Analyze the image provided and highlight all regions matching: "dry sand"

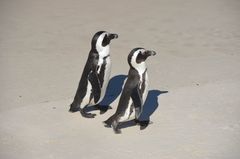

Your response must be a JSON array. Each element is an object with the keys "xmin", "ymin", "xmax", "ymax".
[{"xmin": 1, "ymin": 0, "xmax": 240, "ymax": 158}]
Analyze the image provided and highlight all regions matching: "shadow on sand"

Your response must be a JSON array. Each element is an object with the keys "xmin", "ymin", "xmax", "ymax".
[
  {"xmin": 99, "ymin": 74, "xmax": 127, "ymax": 107},
  {"xmin": 85, "ymin": 75, "xmax": 127, "ymax": 113},
  {"xmin": 85, "ymin": 74, "xmax": 168, "ymax": 130},
  {"xmin": 119, "ymin": 90, "xmax": 168, "ymax": 129}
]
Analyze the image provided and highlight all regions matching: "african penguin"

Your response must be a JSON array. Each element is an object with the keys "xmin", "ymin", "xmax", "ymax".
[
  {"xmin": 69, "ymin": 31, "xmax": 118, "ymax": 118},
  {"xmin": 104, "ymin": 48, "xmax": 156, "ymax": 133}
]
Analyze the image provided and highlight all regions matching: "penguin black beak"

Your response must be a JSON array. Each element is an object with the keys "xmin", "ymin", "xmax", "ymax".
[
  {"xmin": 145, "ymin": 50, "xmax": 156, "ymax": 57},
  {"xmin": 109, "ymin": 33, "xmax": 118, "ymax": 40}
]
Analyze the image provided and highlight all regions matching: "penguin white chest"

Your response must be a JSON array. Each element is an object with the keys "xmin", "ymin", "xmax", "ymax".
[
  {"xmin": 141, "ymin": 72, "xmax": 149, "ymax": 104},
  {"xmin": 96, "ymin": 55, "xmax": 111, "ymax": 103}
]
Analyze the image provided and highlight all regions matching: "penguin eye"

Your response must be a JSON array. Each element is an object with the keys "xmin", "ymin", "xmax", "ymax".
[
  {"xmin": 102, "ymin": 34, "xmax": 109, "ymax": 47},
  {"xmin": 139, "ymin": 50, "xmax": 145, "ymax": 55}
]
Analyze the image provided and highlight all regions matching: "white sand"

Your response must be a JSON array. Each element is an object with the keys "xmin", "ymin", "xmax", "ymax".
[{"xmin": 0, "ymin": 0, "xmax": 240, "ymax": 158}]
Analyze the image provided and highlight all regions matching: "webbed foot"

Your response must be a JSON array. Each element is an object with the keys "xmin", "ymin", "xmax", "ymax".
[
  {"xmin": 112, "ymin": 120, "xmax": 121, "ymax": 134},
  {"xmin": 69, "ymin": 104, "xmax": 80, "ymax": 112},
  {"xmin": 80, "ymin": 110, "xmax": 96, "ymax": 118},
  {"xmin": 135, "ymin": 119, "xmax": 152, "ymax": 130},
  {"xmin": 95, "ymin": 105, "xmax": 112, "ymax": 114}
]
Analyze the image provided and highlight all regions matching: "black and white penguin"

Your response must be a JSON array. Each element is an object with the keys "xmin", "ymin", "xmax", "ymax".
[
  {"xmin": 69, "ymin": 31, "xmax": 118, "ymax": 118},
  {"xmin": 104, "ymin": 48, "xmax": 156, "ymax": 133}
]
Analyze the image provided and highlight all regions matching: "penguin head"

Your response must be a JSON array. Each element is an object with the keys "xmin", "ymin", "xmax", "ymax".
[
  {"xmin": 128, "ymin": 47, "xmax": 156, "ymax": 72},
  {"xmin": 91, "ymin": 31, "xmax": 118, "ymax": 53}
]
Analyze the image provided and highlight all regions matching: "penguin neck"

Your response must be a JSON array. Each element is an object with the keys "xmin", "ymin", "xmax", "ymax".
[
  {"xmin": 132, "ymin": 62, "xmax": 147, "ymax": 76},
  {"xmin": 96, "ymin": 45, "xmax": 110, "ymax": 58}
]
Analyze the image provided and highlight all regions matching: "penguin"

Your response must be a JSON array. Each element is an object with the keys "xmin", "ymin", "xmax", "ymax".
[
  {"xmin": 104, "ymin": 48, "xmax": 156, "ymax": 133},
  {"xmin": 69, "ymin": 31, "xmax": 118, "ymax": 118}
]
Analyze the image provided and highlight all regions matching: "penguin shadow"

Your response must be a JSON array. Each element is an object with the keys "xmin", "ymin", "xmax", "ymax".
[
  {"xmin": 85, "ymin": 74, "xmax": 127, "ymax": 113},
  {"xmin": 119, "ymin": 90, "xmax": 168, "ymax": 129}
]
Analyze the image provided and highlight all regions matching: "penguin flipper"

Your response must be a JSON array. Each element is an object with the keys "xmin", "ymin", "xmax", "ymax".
[
  {"xmin": 88, "ymin": 52, "xmax": 102, "ymax": 103},
  {"xmin": 89, "ymin": 71, "xmax": 101, "ymax": 103},
  {"xmin": 131, "ymin": 86, "xmax": 143, "ymax": 119}
]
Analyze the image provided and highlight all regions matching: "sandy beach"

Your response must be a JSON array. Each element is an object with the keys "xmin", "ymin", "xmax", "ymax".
[{"xmin": 1, "ymin": 0, "xmax": 240, "ymax": 158}]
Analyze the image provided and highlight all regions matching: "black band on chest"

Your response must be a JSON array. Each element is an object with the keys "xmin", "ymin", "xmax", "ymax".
[{"xmin": 103, "ymin": 55, "xmax": 110, "ymax": 60}]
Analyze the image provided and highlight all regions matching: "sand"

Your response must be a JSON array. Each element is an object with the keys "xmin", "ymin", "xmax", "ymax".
[{"xmin": 0, "ymin": 0, "xmax": 240, "ymax": 158}]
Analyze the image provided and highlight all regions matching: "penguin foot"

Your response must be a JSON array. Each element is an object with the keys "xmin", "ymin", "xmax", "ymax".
[
  {"xmin": 103, "ymin": 117, "xmax": 114, "ymax": 128},
  {"xmin": 135, "ymin": 119, "xmax": 152, "ymax": 130},
  {"xmin": 140, "ymin": 125, "xmax": 148, "ymax": 130},
  {"xmin": 113, "ymin": 128, "xmax": 121, "ymax": 134},
  {"xmin": 69, "ymin": 105, "xmax": 80, "ymax": 112},
  {"xmin": 95, "ymin": 105, "xmax": 112, "ymax": 114},
  {"xmin": 80, "ymin": 110, "xmax": 96, "ymax": 118},
  {"xmin": 103, "ymin": 121, "xmax": 112, "ymax": 128},
  {"xmin": 112, "ymin": 120, "xmax": 121, "ymax": 134}
]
